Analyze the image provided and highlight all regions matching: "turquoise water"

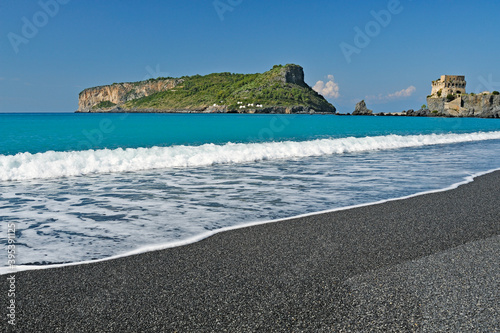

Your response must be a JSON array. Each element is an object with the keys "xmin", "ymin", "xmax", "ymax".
[
  {"xmin": 2, "ymin": 113, "xmax": 500, "ymax": 155},
  {"xmin": 1, "ymin": 113, "xmax": 500, "ymax": 269}
]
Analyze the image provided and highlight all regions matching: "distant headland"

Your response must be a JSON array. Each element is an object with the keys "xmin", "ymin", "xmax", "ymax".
[
  {"xmin": 352, "ymin": 75, "xmax": 500, "ymax": 118},
  {"xmin": 76, "ymin": 64, "xmax": 336, "ymax": 114},
  {"xmin": 425, "ymin": 75, "xmax": 500, "ymax": 118},
  {"xmin": 77, "ymin": 67, "xmax": 500, "ymax": 118}
]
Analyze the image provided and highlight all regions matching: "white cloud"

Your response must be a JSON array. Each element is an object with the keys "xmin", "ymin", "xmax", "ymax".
[
  {"xmin": 387, "ymin": 86, "xmax": 416, "ymax": 99},
  {"xmin": 366, "ymin": 85, "xmax": 416, "ymax": 103},
  {"xmin": 313, "ymin": 75, "xmax": 340, "ymax": 99}
]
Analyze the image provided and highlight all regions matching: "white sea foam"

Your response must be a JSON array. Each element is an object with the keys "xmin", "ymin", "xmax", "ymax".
[
  {"xmin": 2, "ymin": 131, "xmax": 500, "ymax": 181},
  {"xmin": 2, "ymin": 166, "xmax": 500, "ymax": 276},
  {"xmin": 1, "ymin": 136, "xmax": 500, "ymax": 274}
]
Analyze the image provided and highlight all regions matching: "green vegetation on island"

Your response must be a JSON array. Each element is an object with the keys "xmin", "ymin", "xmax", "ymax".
[
  {"xmin": 92, "ymin": 101, "xmax": 117, "ymax": 110},
  {"xmin": 78, "ymin": 64, "xmax": 336, "ymax": 113}
]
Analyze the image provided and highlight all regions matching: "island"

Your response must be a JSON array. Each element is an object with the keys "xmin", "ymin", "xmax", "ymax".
[{"xmin": 76, "ymin": 64, "xmax": 336, "ymax": 114}]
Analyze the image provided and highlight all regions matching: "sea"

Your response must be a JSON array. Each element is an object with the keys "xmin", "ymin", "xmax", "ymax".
[{"xmin": 1, "ymin": 113, "xmax": 500, "ymax": 273}]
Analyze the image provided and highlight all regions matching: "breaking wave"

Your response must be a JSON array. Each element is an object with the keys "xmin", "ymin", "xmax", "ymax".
[{"xmin": 2, "ymin": 131, "xmax": 500, "ymax": 181}]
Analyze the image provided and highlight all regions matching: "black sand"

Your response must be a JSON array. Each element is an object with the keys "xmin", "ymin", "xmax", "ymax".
[{"xmin": 2, "ymin": 171, "xmax": 500, "ymax": 332}]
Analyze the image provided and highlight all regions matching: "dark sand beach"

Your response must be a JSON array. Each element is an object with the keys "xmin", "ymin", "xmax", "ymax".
[{"xmin": 2, "ymin": 171, "xmax": 500, "ymax": 332}]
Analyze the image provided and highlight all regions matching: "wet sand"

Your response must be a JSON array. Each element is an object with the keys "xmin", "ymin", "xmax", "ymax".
[{"xmin": 2, "ymin": 171, "xmax": 500, "ymax": 332}]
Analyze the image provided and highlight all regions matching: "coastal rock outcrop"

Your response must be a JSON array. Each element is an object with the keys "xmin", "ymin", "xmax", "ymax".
[
  {"xmin": 427, "ymin": 94, "xmax": 500, "ymax": 118},
  {"xmin": 352, "ymin": 100, "xmax": 373, "ymax": 115},
  {"xmin": 426, "ymin": 75, "xmax": 500, "ymax": 118},
  {"xmin": 405, "ymin": 108, "xmax": 432, "ymax": 117},
  {"xmin": 278, "ymin": 64, "xmax": 306, "ymax": 87}
]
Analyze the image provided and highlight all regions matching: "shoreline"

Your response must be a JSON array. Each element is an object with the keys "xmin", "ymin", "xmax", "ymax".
[
  {"xmin": 75, "ymin": 109, "xmax": 500, "ymax": 118},
  {"xmin": 2, "ymin": 167, "xmax": 499, "ymax": 276},
  {"xmin": 2, "ymin": 169, "xmax": 500, "ymax": 331}
]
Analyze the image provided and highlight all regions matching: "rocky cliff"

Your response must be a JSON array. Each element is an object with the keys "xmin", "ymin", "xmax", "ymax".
[
  {"xmin": 76, "ymin": 64, "xmax": 336, "ymax": 114},
  {"xmin": 78, "ymin": 79, "xmax": 184, "ymax": 112},
  {"xmin": 427, "ymin": 94, "xmax": 500, "ymax": 118},
  {"xmin": 278, "ymin": 64, "xmax": 306, "ymax": 87},
  {"xmin": 352, "ymin": 100, "xmax": 373, "ymax": 115}
]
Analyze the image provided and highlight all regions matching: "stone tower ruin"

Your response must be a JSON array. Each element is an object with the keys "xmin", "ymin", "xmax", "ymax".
[{"xmin": 430, "ymin": 75, "xmax": 466, "ymax": 97}]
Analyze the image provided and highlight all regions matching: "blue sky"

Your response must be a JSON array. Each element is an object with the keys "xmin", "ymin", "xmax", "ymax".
[{"xmin": 1, "ymin": 0, "xmax": 500, "ymax": 113}]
